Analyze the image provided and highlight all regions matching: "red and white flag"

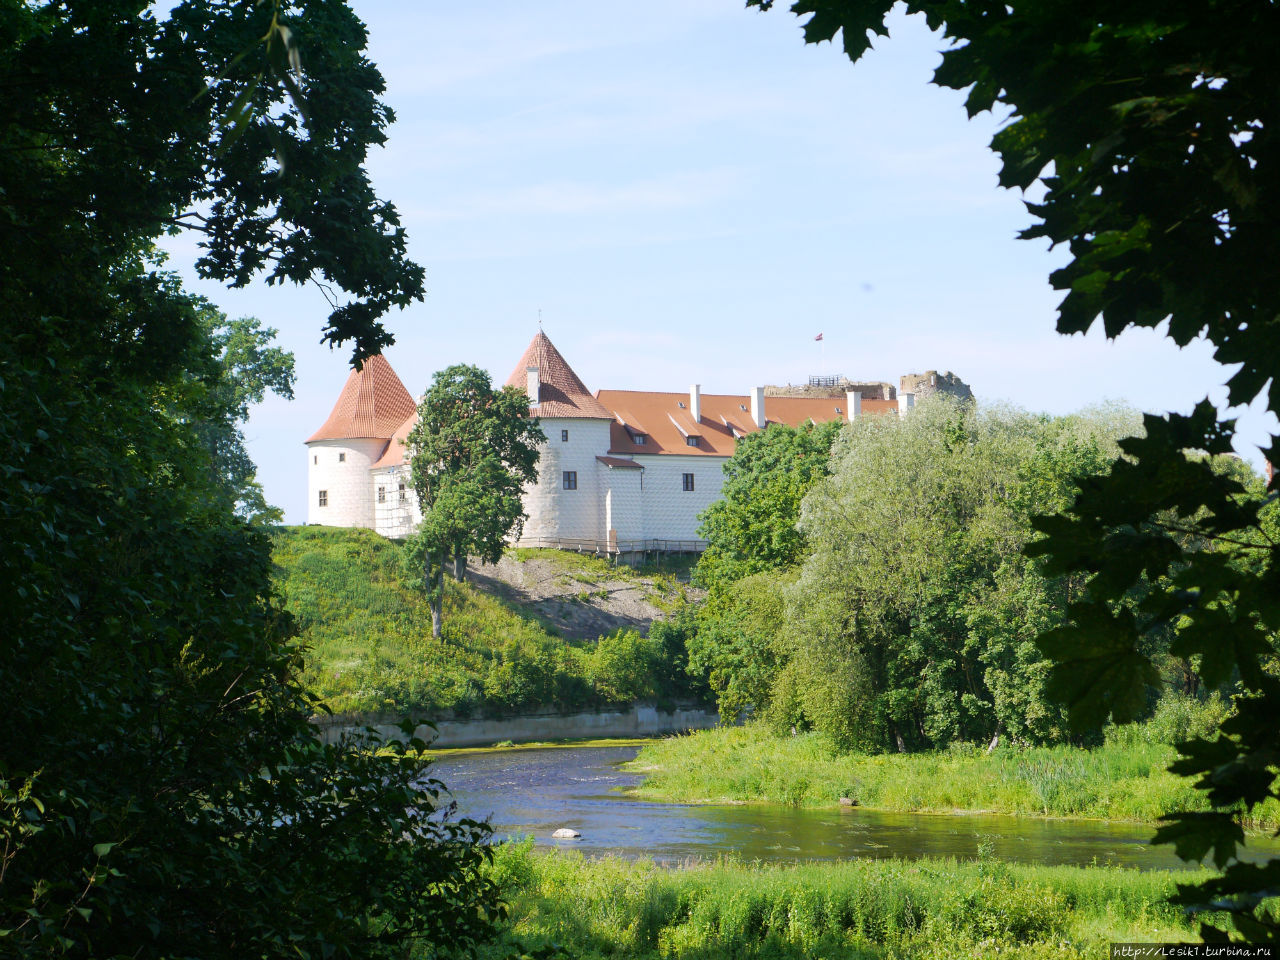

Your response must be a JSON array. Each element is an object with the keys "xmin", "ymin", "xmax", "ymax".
[{"xmin": 814, "ymin": 333, "xmax": 824, "ymax": 341}]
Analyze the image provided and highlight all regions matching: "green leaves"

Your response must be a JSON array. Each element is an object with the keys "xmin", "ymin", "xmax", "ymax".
[{"xmin": 1036, "ymin": 603, "xmax": 1159, "ymax": 728}]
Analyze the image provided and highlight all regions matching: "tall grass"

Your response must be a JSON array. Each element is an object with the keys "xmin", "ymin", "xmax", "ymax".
[
  {"xmin": 628, "ymin": 725, "xmax": 1280, "ymax": 830},
  {"xmin": 470, "ymin": 842, "xmax": 1205, "ymax": 959}
]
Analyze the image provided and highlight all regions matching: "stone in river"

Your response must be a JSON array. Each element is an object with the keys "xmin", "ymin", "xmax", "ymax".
[
  {"xmin": 839, "ymin": 797, "xmax": 857, "ymax": 807},
  {"xmin": 551, "ymin": 828, "xmax": 581, "ymax": 839}
]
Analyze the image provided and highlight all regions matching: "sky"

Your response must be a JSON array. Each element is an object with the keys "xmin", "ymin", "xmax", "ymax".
[{"xmin": 163, "ymin": 0, "xmax": 1277, "ymax": 524}]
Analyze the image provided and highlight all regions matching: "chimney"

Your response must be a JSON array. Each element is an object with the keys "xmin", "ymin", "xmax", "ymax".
[
  {"xmin": 845, "ymin": 390, "xmax": 862, "ymax": 422},
  {"xmin": 690, "ymin": 384, "xmax": 701, "ymax": 423},
  {"xmin": 526, "ymin": 366, "xmax": 540, "ymax": 406},
  {"xmin": 898, "ymin": 392, "xmax": 915, "ymax": 416},
  {"xmin": 750, "ymin": 386, "xmax": 766, "ymax": 429}
]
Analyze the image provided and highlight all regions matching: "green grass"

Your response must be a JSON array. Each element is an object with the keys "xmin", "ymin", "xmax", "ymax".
[
  {"xmin": 271, "ymin": 527, "xmax": 600, "ymax": 717},
  {"xmin": 512, "ymin": 547, "xmax": 697, "ymax": 609},
  {"xmin": 470, "ymin": 842, "xmax": 1207, "ymax": 959},
  {"xmin": 626, "ymin": 725, "xmax": 1280, "ymax": 830}
]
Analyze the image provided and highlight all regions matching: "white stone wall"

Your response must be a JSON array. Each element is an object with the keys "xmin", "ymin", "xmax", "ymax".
[
  {"xmin": 372, "ymin": 464, "xmax": 421, "ymax": 539},
  {"xmin": 599, "ymin": 464, "xmax": 645, "ymax": 542},
  {"xmin": 521, "ymin": 418, "xmax": 612, "ymax": 541},
  {"xmin": 632, "ymin": 453, "xmax": 727, "ymax": 542},
  {"xmin": 307, "ymin": 438, "xmax": 388, "ymax": 528}
]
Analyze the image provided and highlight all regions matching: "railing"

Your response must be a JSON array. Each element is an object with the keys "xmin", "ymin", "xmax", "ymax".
[
  {"xmin": 515, "ymin": 536, "xmax": 707, "ymax": 556},
  {"xmin": 808, "ymin": 375, "xmax": 842, "ymax": 387}
]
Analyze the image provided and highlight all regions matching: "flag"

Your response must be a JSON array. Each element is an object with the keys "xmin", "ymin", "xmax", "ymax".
[{"xmin": 814, "ymin": 333, "xmax": 824, "ymax": 341}]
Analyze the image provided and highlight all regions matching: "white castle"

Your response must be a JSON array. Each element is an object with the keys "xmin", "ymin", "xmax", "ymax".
[{"xmin": 305, "ymin": 332, "xmax": 911, "ymax": 552}]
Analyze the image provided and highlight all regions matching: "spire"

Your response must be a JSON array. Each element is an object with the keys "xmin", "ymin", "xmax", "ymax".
[
  {"xmin": 306, "ymin": 355, "xmax": 417, "ymax": 442},
  {"xmin": 504, "ymin": 331, "xmax": 612, "ymax": 419}
]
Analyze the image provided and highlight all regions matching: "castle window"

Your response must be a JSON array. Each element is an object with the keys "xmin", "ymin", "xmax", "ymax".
[
  {"xmin": 562, "ymin": 471, "xmax": 577, "ymax": 491},
  {"xmin": 398, "ymin": 483, "xmax": 406, "ymax": 501},
  {"xmin": 313, "ymin": 455, "xmax": 317, "ymax": 465},
  {"xmin": 338, "ymin": 452, "xmax": 345, "ymax": 462},
  {"xmin": 377, "ymin": 486, "xmax": 386, "ymax": 503},
  {"xmin": 561, "ymin": 429, "xmax": 569, "ymax": 442},
  {"xmin": 682, "ymin": 473, "xmax": 694, "ymax": 492},
  {"xmin": 318, "ymin": 490, "xmax": 328, "ymax": 507},
  {"xmin": 685, "ymin": 436, "xmax": 699, "ymax": 447}
]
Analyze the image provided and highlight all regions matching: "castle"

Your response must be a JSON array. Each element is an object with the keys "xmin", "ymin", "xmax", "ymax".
[{"xmin": 306, "ymin": 332, "xmax": 963, "ymax": 553}]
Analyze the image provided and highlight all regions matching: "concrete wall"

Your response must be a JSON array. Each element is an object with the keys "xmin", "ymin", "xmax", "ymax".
[
  {"xmin": 307, "ymin": 438, "xmax": 389, "ymax": 528},
  {"xmin": 632, "ymin": 453, "xmax": 727, "ymax": 540},
  {"xmin": 316, "ymin": 703, "xmax": 721, "ymax": 749}
]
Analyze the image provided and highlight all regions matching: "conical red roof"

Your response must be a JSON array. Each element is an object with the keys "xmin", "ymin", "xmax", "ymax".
[
  {"xmin": 307, "ymin": 355, "xmax": 417, "ymax": 442},
  {"xmin": 504, "ymin": 331, "xmax": 612, "ymax": 419}
]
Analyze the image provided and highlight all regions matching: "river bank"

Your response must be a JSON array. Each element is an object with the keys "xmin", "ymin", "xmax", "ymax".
[
  {"xmin": 624, "ymin": 725, "xmax": 1280, "ymax": 831},
  {"xmin": 468, "ymin": 841, "xmax": 1206, "ymax": 960}
]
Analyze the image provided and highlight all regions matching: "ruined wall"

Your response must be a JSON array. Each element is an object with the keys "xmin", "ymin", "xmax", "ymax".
[{"xmin": 900, "ymin": 370, "xmax": 973, "ymax": 402}]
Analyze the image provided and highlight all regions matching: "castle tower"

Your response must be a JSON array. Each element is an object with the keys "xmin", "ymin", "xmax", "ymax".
[
  {"xmin": 505, "ymin": 331, "xmax": 615, "ymax": 543},
  {"xmin": 305, "ymin": 355, "xmax": 417, "ymax": 528}
]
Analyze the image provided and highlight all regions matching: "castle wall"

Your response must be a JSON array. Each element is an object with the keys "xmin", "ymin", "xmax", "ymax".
[
  {"xmin": 307, "ymin": 438, "xmax": 388, "ymax": 528},
  {"xmin": 372, "ymin": 464, "xmax": 420, "ymax": 539},
  {"xmin": 599, "ymin": 464, "xmax": 645, "ymax": 543},
  {"xmin": 632, "ymin": 453, "xmax": 726, "ymax": 542},
  {"xmin": 521, "ymin": 418, "xmax": 613, "ymax": 542}
]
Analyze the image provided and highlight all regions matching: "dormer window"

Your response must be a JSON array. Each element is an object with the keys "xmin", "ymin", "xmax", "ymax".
[
  {"xmin": 835, "ymin": 407, "xmax": 842, "ymax": 414},
  {"xmin": 677, "ymin": 401, "xmax": 686, "ymax": 409},
  {"xmin": 633, "ymin": 434, "xmax": 647, "ymax": 446},
  {"xmin": 685, "ymin": 436, "xmax": 699, "ymax": 447}
]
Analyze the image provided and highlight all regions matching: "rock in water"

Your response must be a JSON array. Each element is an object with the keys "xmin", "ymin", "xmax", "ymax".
[
  {"xmin": 838, "ymin": 797, "xmax": 857, "ymax": 807},
  {"xmin": 551, "ymin": 828, "xmax": 581, "ymax": 839}
]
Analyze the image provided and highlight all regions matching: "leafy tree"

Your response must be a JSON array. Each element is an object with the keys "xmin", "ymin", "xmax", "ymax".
[
  {"xmin": 1, "ymin": 2, "xmax": 501, "ymax": 957},
  {"xmin": 757, "ymin": 0, "xmax": 1280, "ymax": 939},
  {"xmin": 180, "ymin": 303, "xmax": 297, "ymax": 524},
  {"xmin": 406, "ymin": 365, "xmax": 544, "ymax": 638},
  {"xmin": 740, "ymin": 400, "xmax": 1131, "ymax": 751},
  {"xmin": 695, "ymin": 420, "xmax": 842, "ymax": 591}
]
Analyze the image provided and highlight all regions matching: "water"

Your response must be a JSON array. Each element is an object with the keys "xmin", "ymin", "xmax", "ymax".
[{"xmin": 428, "ymin": 744, "xmax": 1280, "ymax": 871}]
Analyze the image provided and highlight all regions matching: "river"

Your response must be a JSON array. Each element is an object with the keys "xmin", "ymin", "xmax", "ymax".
[{"xmin": 428, "ymin": 743, "xmax": 1280, "ymax": 871}]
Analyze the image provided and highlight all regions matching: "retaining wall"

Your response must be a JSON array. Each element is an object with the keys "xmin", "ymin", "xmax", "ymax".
[{"xmin": 315, "ymin": 702, "xmax": 720, "ymax": 749}]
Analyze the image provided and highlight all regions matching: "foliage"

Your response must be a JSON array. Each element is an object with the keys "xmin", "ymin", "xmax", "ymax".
[
  {"xmin": 685, "ymin": 569, "xmax": 797, "ymax": 723},
  {"xmin": 0, "ymin": 2, "xmax": 496, "ymax": 957},
  {"xmin": 758, "ymin": 0, "xmax": 1280, "ymax": 938},
  {"xmin": 272, "ymin": 527, "xmax": 700, "ymax": 717},
  {"xmin": 688, "ymin": 401, "xmax": 1138, "ymax": 749},
  {"xmin": 694, "ymin": 420, "xmax": 842, "ymax": 591},
  {"xmin": 183, "ymin": 305, "xmax": 296, "ymax": 524},
  {"xmin": 406, "ymin": 365, "xmax": 545, "ymax": 637},
  {"xmin": 478, "ymin": 841, "xmax": 1206, "ymax": 959}
]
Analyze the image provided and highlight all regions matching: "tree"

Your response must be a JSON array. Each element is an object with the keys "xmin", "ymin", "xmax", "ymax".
[
  {"xmin": 1, "ymin": 3, "xmax": 502, "ymax": 956},
  {"xmin": 406, "ymin": 365, "xmax": 544, "ymax": 638},
  {"xmin": 781, "ymin": 400, "xmax": 1128, "ymax": 751},
  {"xmin": 757, "ymin": 0, "xmax": 1280, "ymax": 939},
  {"xmin": 181, "ymin": 302, "xmax": 297, "ymax": 524},
  {"xmin": 695, "ymin": 420, "xmax": 843, "ymax": 592}
]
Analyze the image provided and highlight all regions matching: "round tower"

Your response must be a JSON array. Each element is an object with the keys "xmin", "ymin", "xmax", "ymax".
[{"xmin": 305, "ymin": 355, "xmax": 417, "ymax": 529}]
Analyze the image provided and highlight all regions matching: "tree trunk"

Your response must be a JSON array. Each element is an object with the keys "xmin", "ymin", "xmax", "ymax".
[
  {"xmin": 429, "ymin": 550, "xmax": 444, "ymax": 639},
  {"xmin": 452, "ymin": 550, "xmax": 467, "ymax": 582}
]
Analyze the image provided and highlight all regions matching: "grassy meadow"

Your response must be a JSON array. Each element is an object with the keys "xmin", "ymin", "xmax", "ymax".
[
  {"xmin": 469, "ymin": 842, "xmax": 1206, "ymax": 960},
  {"xmin": 626, "ymin": 725, "xmax": 1280, "ymax": 831}
]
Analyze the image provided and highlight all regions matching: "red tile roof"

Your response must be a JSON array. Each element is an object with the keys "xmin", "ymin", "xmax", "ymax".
[
  {"xmin": 372, "ymin": 411, "xmax": 417, "ymax": 469},
  {"xmin": 504, "ymin": 332, "xmax": 613, "ymax": 419},
  {"xmin": 307, "ymin": 355, "xmax": 418, "ymax": 443},
  {"xmin": 595, "ymin": 390, "xmax": 896, "ymax": 458}
]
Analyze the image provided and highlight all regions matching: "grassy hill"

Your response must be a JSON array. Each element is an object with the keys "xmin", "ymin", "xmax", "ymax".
[{"xmin": 270, "ymin": 526, "xmax": 698, "ymax": 718}]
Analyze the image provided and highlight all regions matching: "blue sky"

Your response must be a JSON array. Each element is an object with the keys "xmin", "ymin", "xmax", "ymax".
[{"xmin": 164, "ymin": 1, "xmax": 1275, "ymax": 524}]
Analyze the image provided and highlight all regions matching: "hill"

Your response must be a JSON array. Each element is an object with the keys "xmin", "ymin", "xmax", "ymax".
[{"xmin": 270, "ymin": 526, "xmax": 700, "ymax": 718}]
